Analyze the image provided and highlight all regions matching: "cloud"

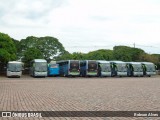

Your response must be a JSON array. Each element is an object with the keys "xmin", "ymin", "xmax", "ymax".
[
  {"xmin": 0, "ymin": 0, "xmax": 160, "ymax": 54},
  {"xmin": 0, "ymin": 0, "xmax": 67, "ymax": 27}
]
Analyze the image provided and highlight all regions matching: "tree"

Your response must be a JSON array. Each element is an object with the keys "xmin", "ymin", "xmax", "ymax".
[
  {"xmin": 55, "ymin": 51, "xmax": 73, "ymax": 61},
  {"xmin": 18, "ymin": 36, "xmax": 67, "ymax": 62},
  {"xmin": 113, "ymin": 46, "xmax": 145, "ymax": 61},
  {"xmin": 152, "ymin": 54, "xmax": 160, "ymax": 69},
  {"xmin": 23, "ymin": 48, "xmax": 44, "ymax": 67},
  {"xmin": 139, "ymin": 53, "xmax": 159, "ymax": 64},
  {"xmin": 86, "ymin": 49, "xmax": 114, "ymax": 60},
  {"xmin": 12, "ymin": 38, "xmax": 21, "ymax": 59},
  {"xmin": 113, "ymin": 46, "xmax": 131, "ymax": 61},
  {"xmin": 0, "ymin": 32, "xmax": 16, "ymax": 64},
  {"xmin": 72, "ymin": 52, "xmax": 86, "ymax": 60}
]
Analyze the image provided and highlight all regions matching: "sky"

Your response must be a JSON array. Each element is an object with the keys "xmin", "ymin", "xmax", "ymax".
[{"xmin": 0, "ymin": 0, "xmax": 160, "ymax": 54}]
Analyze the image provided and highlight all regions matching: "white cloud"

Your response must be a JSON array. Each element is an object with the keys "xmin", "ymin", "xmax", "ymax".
[{"xmin": 0, "ymin": 0, "xmax": 160, "ymax": 53}]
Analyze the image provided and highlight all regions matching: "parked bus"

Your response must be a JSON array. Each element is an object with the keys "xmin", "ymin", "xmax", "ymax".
[
  {"xmin": 97, "ymin": 60, "xmax": 112, "ymax": 77},
  {"xmin": 141, "ymin": 62, "xmax": 156, "ymax": 77},
  {"xmin": 126, "ymin": 62, "xmax": 143, "ymax": 77},
  {"xmin": 57, "ymin": 60, "xmax": 80, "ymax": 77},
  {"xmin": 80, "ymin": 60, "xmax": 98, "ymax": 77},
  {"xmin": 110, "ymin": 61, "xmax": 127, "ymax": 77},
  {"xmin": 48, "ymin": 61, "xmax": 59, "ymax": 76},
  {"xmin": 7, "ymin": 61, "xmax": 23, "ymax": 78},
  {"xmin": 30, "ymin": 59, "xmax": 48, "ymax": 77}
]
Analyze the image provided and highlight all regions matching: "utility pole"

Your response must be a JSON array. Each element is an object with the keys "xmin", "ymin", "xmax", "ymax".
[{"xmin": 133, "ymin": 43, "xmax": 135, "ymax": 48}]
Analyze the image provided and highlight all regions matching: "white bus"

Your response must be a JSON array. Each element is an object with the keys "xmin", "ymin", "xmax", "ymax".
[
  {"xmin": 141, "ymin": 62, "xmax": 156, "ymax": 77},
  {"xmin": 126, "ymin": 62, "xmax": 143, "ymax": 77},
  {"xmin": 110, "ymin": 61, "xmax": 128, "ymax": 77},
  {"xmin": 30, "ymin": 59, "xmax": 48, "ymax": 77},
  {"xmin": 97, "ymin": 60, "xmax": 112, "ymax": 77},
  {"xmin": 7, "ymin": 61, "xmax": 23, "ymax": 78}
]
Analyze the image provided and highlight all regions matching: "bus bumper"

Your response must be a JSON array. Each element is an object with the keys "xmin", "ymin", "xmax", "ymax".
[
  {"xmin": 117, "ymin": 72, "xmax": 127, "ymax": 77},
  {"xmin": 68, "ymin": 72, "xmax": 80, "ymax": 76},
  {"xmin": 146, "ymin": 72, "xmax": 156, "ymax": 76},
  {"xmin": 48, "ymin": 72, "xmax": 59, "ymax": 76},
  {"xmin": 7, "ymin": 71, "xmax": 22, "ymax": 77},
  {"xmin": 133, "ymin": 72, "xmax": 143, "ymax": 76},
  {"xmin": 35, "ymin": 72, "xmax": 47, "ymax": 77},
  {"xmin": 101, "ymin": 72, "xmax": 111, "ymax": 77},
  {"xmin": 87, "ymin": 72, "xmax": 97, "ymax": 76}
]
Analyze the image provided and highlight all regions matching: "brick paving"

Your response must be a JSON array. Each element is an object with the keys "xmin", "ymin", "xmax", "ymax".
[{"xmin": 0, "ymin": 75, "xmax": 160, "ymax": 120}]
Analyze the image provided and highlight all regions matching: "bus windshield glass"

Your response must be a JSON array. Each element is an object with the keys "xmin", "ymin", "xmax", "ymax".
[
  {"xmin": 88, "ymin": 61, "xmax": 97, "ymax": 71},
  {"xmin": 35, "ymin": 62, "xmax": 47, "ymax": 72},
  {"xmin": 50, "ymin": 64, "xmax": 58, "ymax": 68},
  {"xmin": 100, "ymin": 63, "xmax": 111, "ymax": 72},
  {"xmin": 8, "ymin": 63, "xmax": 22, "ymax": 72},
  {"xmin": 146, "ymin": 64, "xmax": 156, "ymax": 72},
  {"xmin": 132, "ymin": 64, "xmax": 143, "ymax": 72},
  {"xmin": 117, "ymin": 63, "xmax": 127, "ymax": 72},
  {"xmin": 70, "ymin": 61, "xmax": 79, "ymax": 71}
]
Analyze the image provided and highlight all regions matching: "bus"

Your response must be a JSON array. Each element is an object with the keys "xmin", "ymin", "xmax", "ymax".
[
  {"xmin": 110, "ymin": 61, "xmax": 127, "ymax": 77},
  {"xmin": 141, "ymin": 62, "xmax": 156, "ymax": 77},
  {"xmin": 126, "ymin": 62, "xmax": 143, "ymax": 77},
  {"xmin": 30, "ymin": 59, "xmax": 48, "ymax": 77},
  {"xmin": 57, "ymin": 60, "xmax": 80, "ymax": 77},
  {"xmin": 48, "ymin": 61, "xmax": 59, "ymax": 76},
  {"xmin": 97, "ymin": 60, "xmax": 112, "ymax": 77},
  {"xmin": 80, "ymin": 60, "xmax": 98, "ymax": 77},
  {"xmin": 7, "ymin": 61, "xmax": 23, "ymax": 78}
]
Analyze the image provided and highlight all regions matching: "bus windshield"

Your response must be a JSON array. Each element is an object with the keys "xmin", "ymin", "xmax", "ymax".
[
  {"xmin": 100, "ymin": 63, "xmax": 111, "ymax": 72},
  {"xmin": 50, "ymin": 64, "xmax": 58, "ymax": 68},
  {"xmin": 146, "ymin": 64, "xmax": 156, "ymax": 72},
  {"xmin": 70, "ymin": 61, "xmax": 79, "ymax": 70},
  {"xmin": 132, "ymin": 64, "xmax": 143, "ymax": 72},
  {"xmin": 35, "ymin": 62, "xmax": 47, "ymax": 72},
  {"xmin": 8, "ymin": 63, "xmax": 22, "ymax": 72},
  {"xmin": 88, "ymin": 61, "xmax": 97, "ymax": 71},
  {"xmin": 117, "ymin": 63, "xmax": 127, "ymax": 72}
]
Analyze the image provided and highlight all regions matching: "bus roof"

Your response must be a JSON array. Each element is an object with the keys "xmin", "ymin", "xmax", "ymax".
[
  {"xmin": 56, "ymin": 60, "xmax": 79, "ymax": 63},
  {"xmin": 8, "ymin": 61, "xmax": 22, "ymax": 64},
  {"xmin": 109, "ymin": 61, "xmax": 125, "ymax": 63},
  {"xmin": 126, "ymin": 62, "xmax": 142, "ymax": 65},
  {"xmin": 50, "ymin": 61, "xmax": 56, "ymax": 64},
  {"xmin": 80, "ymin": 60, "xmax": 97, "ymax": 62},
  {"xmin": 97, "ymin": 60, "xmax": 110, "ymax": 64},
  {"xmin": 32, "ymin": 59, "xmax": 47, "ymax": 62},
  {"xmin": 141, "ymin": 62, "xmax": 154, "ymax": 65}
]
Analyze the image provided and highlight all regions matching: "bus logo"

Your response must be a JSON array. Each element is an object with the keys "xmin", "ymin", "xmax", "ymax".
[{"xmin": 2, "ymin": 112, "xmax": 11, "ymax": 117}]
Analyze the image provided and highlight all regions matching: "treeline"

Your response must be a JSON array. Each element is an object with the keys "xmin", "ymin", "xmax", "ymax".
[{"xmin": 0, "ymin": 32, "xmax": 160, "ymax": 69}]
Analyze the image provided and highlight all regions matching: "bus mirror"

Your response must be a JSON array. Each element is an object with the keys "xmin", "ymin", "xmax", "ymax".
[{"xmin": 155, "ymin": 65, "xmax": 157, "ymax": 69}]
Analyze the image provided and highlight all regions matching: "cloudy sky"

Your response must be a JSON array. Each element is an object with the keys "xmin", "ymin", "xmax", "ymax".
[{"xmin": 0, "ymin": 0, "xmax": 160, "ymax": 53}]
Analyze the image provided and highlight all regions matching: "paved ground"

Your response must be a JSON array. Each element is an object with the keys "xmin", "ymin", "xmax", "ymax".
[{"xmin": 0, "ymin": 75, "xmax": 160, "ymax": 120}]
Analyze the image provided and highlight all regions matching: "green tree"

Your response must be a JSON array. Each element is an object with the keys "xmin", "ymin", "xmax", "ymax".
[
  {"xmin": 19, "ymin": 36, "xmax": 67, "ymax": 62},
  {"xmin": 139, "ymin": 53, "xmax": 159, "ymax": 64},
  {"xmin": 72, "ymin": 52, "xmax": 86, "ymax": 60},
  {"xmin": 113, "ymin": 46, "xmax": 145, "ymax": 61},
  {"xmin": 152, "ymin": 54, "xmax": 160, "ymax": 69},
  {"xmin": 23, "ymin": 48, "xmax": 43, "ymax": 67},
  {"xmin": 12, "ymin": 38, "xmax": 21, "ymax": 59},
  {"xmin": 55, "ymin": 51, "xmax": 73, "ymax": 61},
  {"xmin": 0, "ymin": 32, "xmax": 16, "ymax": 64},
  {"xmin": 86, "ymin": 49, "xmax": 114, "ymax": 60}
]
